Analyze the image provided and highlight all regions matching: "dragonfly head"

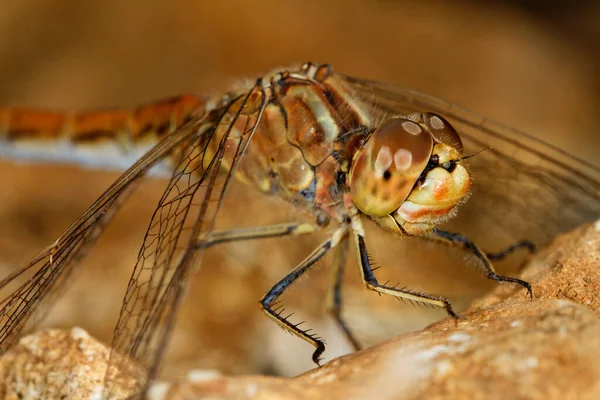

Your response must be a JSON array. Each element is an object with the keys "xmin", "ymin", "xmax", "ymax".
[{"xmin": 348, "ymin": 113, "xmax": 471, "ymax": 235}]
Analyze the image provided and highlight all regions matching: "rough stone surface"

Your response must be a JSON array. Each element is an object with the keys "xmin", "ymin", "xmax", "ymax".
[
  {"xmin": 0, "ymin": 327, "xmax": 137, "ymax": 399},
  {"xmin": 471, "ymin": 220, "xmax": 600, "ymax": 315},
  {"xmin": 2, "ymin": 222, "xmax": 598, "ymax": 399},
  {"xmin": 149, "ymin": 222, "xmax": 600, "ymax": 399}
]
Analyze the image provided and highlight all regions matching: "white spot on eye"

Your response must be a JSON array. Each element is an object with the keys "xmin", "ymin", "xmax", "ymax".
[
  {"xmin": 430, "ymin": 115, "xmax": 445, "ymax": 130},
  {"xmin": 402, "ymin": 121, "xmax": 422, "ymax": 135},
  {"xmin": 374, "ymin": 146, "xmax": 393, "ymax": 178},
  {"xmin": 394, "ymin": 148, "xmax": 412, "ymax": 171}
]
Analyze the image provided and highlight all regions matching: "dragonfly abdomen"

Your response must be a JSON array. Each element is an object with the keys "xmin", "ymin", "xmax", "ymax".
[{"xmin": 0, "ymin": 95, "xmax": 205, "ymax": 172}]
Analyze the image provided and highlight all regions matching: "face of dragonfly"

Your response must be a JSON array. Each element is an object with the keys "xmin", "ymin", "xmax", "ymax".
[{"xmin": 349, "ymin": 113, "xmax": 470, "ymax": 235}]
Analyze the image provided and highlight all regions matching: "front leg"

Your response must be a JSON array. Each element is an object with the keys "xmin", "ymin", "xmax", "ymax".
[
  {"xmin": 431, "ymin": 228, "xmax": 533, "ymax": 300},
  {"xmin": 353, "ymin": 233, "xmax": 458, "ymax": 318}
]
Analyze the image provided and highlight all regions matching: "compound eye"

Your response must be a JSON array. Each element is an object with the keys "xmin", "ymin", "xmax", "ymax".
[
  {"xmin": 423, "ymin": 113, "xmax": 463, "ymax": 153},
  {"xmin": 349, "ymin": 118, "xmax": 433, "ymax": 217}
]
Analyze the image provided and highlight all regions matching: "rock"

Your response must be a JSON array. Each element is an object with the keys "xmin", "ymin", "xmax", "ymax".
[
  {"xmin": 150, "ymin": 224, "xmax": 600, "ymax": 399},
  {"xmin": 471, "ymin": 220, "xmax": 600, "ymax": 315},
  {"xmin": 0, "ymin": 327, "xmax": 137, "ymax": 399},
  {"xmin": 1, "ymin": 222, "xmax": 599, "ymax": 399},
  {"xmin": 148, "ymin": 302, "xmax": 600, "ymax": 399}
]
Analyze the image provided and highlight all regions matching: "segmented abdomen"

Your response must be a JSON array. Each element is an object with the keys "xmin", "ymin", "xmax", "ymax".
[{"xmin": 0, "ymin": 95, "xmax": 205, "ymax": 171}]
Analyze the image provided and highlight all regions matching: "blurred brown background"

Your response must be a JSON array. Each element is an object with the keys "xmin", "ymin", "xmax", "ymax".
[{"xmin": 0, "ymin": 0, "xmax": 599, "ymax": 380}]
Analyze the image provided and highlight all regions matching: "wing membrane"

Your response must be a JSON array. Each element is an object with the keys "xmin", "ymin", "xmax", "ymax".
[
  {"xmin": 0, "ymin": 189, "xmax": 129, "ymax": 352},
  {"xmin": 105, "ymin": 84, "xmax": 268, "ymax": 396},
  {"xmin": 0, "ymin": 106, "xmax": 209, "ymax": 383},
  {"xmin": 343, "ymin": 75, "xmax": 600, "ymax": 250}
]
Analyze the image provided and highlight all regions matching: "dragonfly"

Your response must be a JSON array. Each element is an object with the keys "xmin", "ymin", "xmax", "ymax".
[{"xmin": 0, "ymin": 62, "xmax": 598, "ymax": 398}]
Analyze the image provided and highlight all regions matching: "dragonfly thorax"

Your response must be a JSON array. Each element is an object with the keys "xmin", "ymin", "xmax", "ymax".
[{"xmin": 349, "ymin": 113, "xmax": 471, "ymax": 235}]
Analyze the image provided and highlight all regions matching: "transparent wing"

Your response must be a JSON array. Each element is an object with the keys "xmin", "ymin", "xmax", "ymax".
[
  {"xmin": 104, "ymin": 84, "xmax": 268, "ymax": 397},
  {"xmin": 343, "ymin": 74, "xmax": 600, "ymax": 250},
  {"xmin": 0, "ymin": 112, "xmax": 206, "ymax": 354}
]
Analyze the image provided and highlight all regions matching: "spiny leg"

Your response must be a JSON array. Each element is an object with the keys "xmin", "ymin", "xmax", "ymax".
[
  {"xmin": 486, "ymin": 240, "xmax": 536, "ymax": 261},
  {"xmin": 260, "ymin": 228, "xmax": 347, "ymax": 366},
  {"xmin": 325, "ymin": 233, "xmax": 362, "ymax": 351},
  {"xmin": 431, "ymin": 228, "xmax": 533, "ymax": 300},
  {"xmin": 349, "ymin": 217, "xmax": 458, "ymax": 319}
]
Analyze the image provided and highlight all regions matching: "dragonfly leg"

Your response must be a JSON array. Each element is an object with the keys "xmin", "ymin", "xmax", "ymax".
[
  {"xmin": 351, "ymin": 228, "xmax": 458, "ymax": 319},
  {"xmin": 485, "ymin": 240, "xmax": 536, "ymax": 261},
  {"xmin": 431, "ymin": 229, "xmax": 533, "ymax": 300},
  {"xmin": 260, "ymin": 228, "xmax": 347, "ymax": 366},
  {"xmin": 325, "ymin": 233, "xmax": 362, "ymax": 351},
  {"xmin": 196, "ymin": 222, "xmax": 317, "ymax": 249}
]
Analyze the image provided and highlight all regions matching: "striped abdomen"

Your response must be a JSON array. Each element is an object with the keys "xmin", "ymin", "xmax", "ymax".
[
  {"xmin": 0, "ymin": 64, "xmax": 372, "ymax": 222},
  {"xmin": 0, "ymin": 95, "xmax": 205, "ymax": 171}
]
